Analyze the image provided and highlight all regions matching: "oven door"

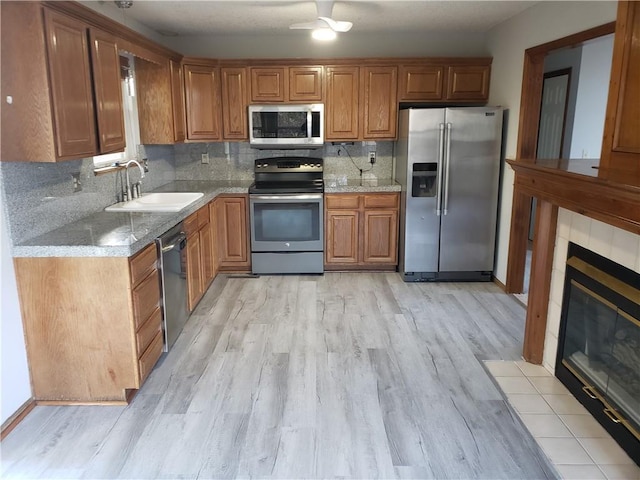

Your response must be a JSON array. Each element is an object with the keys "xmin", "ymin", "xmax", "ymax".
[{"xmin": 250, "ymin": 194, "xmax": 324, "ymax": 252}]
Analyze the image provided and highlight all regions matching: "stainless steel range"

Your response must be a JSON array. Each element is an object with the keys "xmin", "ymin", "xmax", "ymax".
[{"xmin": 249, "ymin": 157, "xmax": 324, "ymax": 274}]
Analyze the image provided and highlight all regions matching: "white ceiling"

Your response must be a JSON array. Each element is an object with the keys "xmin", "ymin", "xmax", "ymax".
[{"xmin": 101, "ymin": 0, "xmax": 538, "ymax": 37}]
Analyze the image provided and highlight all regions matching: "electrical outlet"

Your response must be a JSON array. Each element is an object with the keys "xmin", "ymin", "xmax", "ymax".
[
  {"xmin": 201, "ymin": 153, "xmax": 210, "ymax": 164},
  {"xmin": 71, "ymin": 172, "xmax": 82, "ymax": 192},
  {"xmin": 369, "ymin": 151, "xmax": 376, "ymax": 164}
]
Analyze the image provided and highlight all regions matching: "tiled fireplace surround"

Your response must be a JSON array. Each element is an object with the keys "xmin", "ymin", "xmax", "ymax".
[{"xmin": 541, "ymin": 208, "xmax": 640, "ymax": 374}]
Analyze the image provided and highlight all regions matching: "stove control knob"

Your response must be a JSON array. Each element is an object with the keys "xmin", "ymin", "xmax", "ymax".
[{"xmin": 316, "ymin": 163, "xmax": 321, "ymax": 167}]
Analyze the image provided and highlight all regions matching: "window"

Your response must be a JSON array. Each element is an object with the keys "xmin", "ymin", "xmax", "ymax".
[{"xmin": 92, "ymin": 54, "xmax": 140, "ymax": 169}]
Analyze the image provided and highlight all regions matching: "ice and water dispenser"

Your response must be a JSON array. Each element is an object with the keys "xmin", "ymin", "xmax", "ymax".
[{"xmin": 411, "ymin": 163, "xmax": 438, "ymax": 197}]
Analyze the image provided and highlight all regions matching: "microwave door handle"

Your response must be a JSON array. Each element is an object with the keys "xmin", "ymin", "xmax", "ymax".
[{"xmin": 307, "ymin": 110, "xmax": 312, "ymax": 139}]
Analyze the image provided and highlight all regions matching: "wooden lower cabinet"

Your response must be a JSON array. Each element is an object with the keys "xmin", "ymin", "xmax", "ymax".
[
  {"xmin": 325, "ymin": 193, "xmax": 399, "ymax": 270},
  {"xmin": 215, "ymin": 195, "xmax": 250, "ymax": 271},
  {"xmin": 184, "ymin": 203, "xmax": 216, "ymax": 311},
  {"xmin": 13, "ymin": 242, "xmax": 163, "ymax": 403}
]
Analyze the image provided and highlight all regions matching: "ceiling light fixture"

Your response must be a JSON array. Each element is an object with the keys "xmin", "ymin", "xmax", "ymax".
[{"xmin": 312, "ymin": 28, "xmax": 337, "ymax": 41}]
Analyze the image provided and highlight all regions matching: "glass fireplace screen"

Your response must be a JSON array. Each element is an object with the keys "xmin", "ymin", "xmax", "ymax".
[{"xmin": 558, "ymin": 246, "xmax": 640, "ymax": 445}]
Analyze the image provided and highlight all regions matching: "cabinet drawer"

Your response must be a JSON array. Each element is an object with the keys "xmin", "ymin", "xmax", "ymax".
[
  {"xmin": 197, "ymin": 205, "xmax": 210, "ymax": 229},
  {"xmin": 136, "ymin": 307, "xmax": 162, "ymax": 357},
  {"xmin": 183, "ymin": 211, "xmax": 200, "ymax": 235},
  {"xmin": 363, "ymin": 193, "xmax": 399, "ymax": 209},
  {"xmin": 132, "ymin": 269, "xmax": 160, "ymax": 330},
  {"xmin": 130, "ymin": 243, "xmax": 157, "ymax": 287},
  {"xmin": 326, "ymin": 194, "xmax": 360, "ymax": 209},
  {"xmin": 138, "ymin": 329, "xmax": 163, "ymax": 384}
]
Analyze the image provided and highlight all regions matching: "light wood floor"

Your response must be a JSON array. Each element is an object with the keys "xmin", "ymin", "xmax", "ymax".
[{"xmin": 1, "ymin": 273, "xmax": 557, "ymax": 479}]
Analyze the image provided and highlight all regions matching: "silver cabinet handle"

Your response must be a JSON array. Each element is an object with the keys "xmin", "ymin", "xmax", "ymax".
[
  {"xmin": 436, "ymin": 123, "xmax": 445, "ymax": 216},
  {"xmin": 250, "ymin": 194, "xmax": 323, "ymax": 201},
  {"xmin": 161, "ymin": 233, "xmax": 186, "ymax": 252}
]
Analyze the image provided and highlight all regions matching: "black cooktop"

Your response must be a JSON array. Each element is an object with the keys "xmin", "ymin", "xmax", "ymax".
[{"xmin": 250, "ymin": 157, "xmax": 324, "ymax": 194}]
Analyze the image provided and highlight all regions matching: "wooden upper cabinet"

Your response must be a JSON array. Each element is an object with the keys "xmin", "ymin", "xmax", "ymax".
[
  {"xmin": 43, "ymin": 9, "xmax": 98, "ymax": 160},
  {"xmin": 1, "ymin": 1, "xmax": 56, "ymax": 162},
  {"xmin": 221, "ymin": 67, "xmax": 248, "ymax": 140},
  {"xmin": 325, "ymin": 66, "xmax": 360, "ymax": 140},
  {"xmin": 136, "ymin": 58, "xmax": 175, "ymax": 145},
  {"xmin": 170, "ymin": 60, "xmax": 186, "ymax": 142},
  {"xmin": 250, "ymin": 66, "xmax": 323, "ymax": 103},
  {"xmin": 289, "ymin": 66, "xmax": 323, "ymax": 101},
  {"xmin": 89, "ymin": 28, "xmax": 126, "ymax": 154},
  {"xmin": 600, "ymin": 1, "xmax": 640, "ymax": 186},
  {"xmin": 398, "ymin": 65, "xmax": 444, "ymax": 101},
  {"xmin": 361, "ymin": 66, "xmax": 398, "ymax": 139},
  {"xmin": 184, "ymin": 64, "xmax": 221, "ymax": 140},
  {"xmin": 446, "ymin": 65, "xmax": 490, "ymax": 101},
  {"xmin": 250, "ymin": 67, "xmax": 286, "ymax": 102}
]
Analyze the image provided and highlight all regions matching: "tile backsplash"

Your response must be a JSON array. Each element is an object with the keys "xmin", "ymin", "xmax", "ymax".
[
  {"xmin": 1, "ymin": 141, "xmax": 394, "ymax": 246},
  {"xmin": 174, "ymin": 141, "xmax": 394, "ymax": 181},
  {"xmin": 542, "ymin": 208, "xmax": 640, "ymax": 373},
  {"xmin": 0, "ymin": 145, "xmax": 175, "ymax": 244}
]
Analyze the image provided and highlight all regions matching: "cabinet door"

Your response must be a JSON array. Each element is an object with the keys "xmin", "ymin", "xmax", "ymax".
[
  {"xmin": 446, "ymin": 65, "xmax": 490, "ymax": 102},
  {"xmin": 250, "ymin": 67, "xmax": 286, "ymax": 102},
  {"xmin": 89, "ymin": 28, "xmax": 126, "ymax": 154},
  {"xmin": 362, "ymin": 66, "xmax": 398, "ymax": 139},
  {"xmin": 170, "ymin": 60, "xmax": 186, "ymax": 142},
  {"xmin": 398, "ymin": 65, "xmax": 444, "ymax": 101},
  {"xmin": 325, "ymin": 210, "xmax": 359, "ymax": 264},
  {"xmin": 326, "ymin": 66, "xmax": 360, "ymax": 140},
  {"xmin": 221, "ymin": 67, "xmax": 248, "ymax": 140},
  {"xmin": 217, "ymin": 196, "xmax": 250, "ymax": 267},
  {"xmin": 184, "ymin": 64, "xmax": 221, "ymax": 140},
  {"xmin": 1, "ymin": 2, "xmax": 57, "ymax": 162},
  {"xmin": 186, "ymin": 232, "xmax": 203, "ymax": 311},
  {"xmin": 362, "ymin": 210, "xmax": 398, "ymax": 264},
  {"xmin": 209, "ymin": 201, "xmax": 219, "ymax": 277},
  {"xmin": 44, "ymin": 9, "xmax": 97, "ymax": 159},
  {"xmin": 200, "ymin": 221, "xmax": 215, "ymax": 288},
  {"xmin": 600, "ymin": 1, "xmax": 640, "ymax": 186},
  {"xmin": 136, "ymin": 59, "xmax": 174, "ymax": 145},
  {"xmin": 289, "ymin": 66, "xmax": 323, "ymax": 101}
]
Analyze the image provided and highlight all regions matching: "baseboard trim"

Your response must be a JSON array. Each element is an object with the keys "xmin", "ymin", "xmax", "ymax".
[
  {"xmin": 1, "ymin": 398, "xmax": 35, "ymax": 440},
  {"xmin": 492, "ymin": 276, "xmax": 507, "ymax": 292}
]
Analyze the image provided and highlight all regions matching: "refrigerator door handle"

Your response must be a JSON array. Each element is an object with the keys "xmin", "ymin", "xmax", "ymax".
[
  {"xmin": 436, "ymin": 123, "xmax": 445, "ymax": 216},
  {"xmin": 443, "ymin": 122, "xmax": 452, "ymax": 215}
]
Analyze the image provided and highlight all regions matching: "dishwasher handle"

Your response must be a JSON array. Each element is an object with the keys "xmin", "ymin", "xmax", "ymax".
[{"xmin": 160, "ymin": 232, "xmax": 187, "ymax": 253}]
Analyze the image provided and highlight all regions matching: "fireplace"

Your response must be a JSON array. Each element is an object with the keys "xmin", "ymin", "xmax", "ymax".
[{"xmin": 555, "ymin": 242, "xmax": 640, "ymax": 465}]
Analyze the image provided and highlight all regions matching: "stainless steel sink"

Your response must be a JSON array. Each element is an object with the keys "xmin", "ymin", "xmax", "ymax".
[{"xmin": 105, "ymin": 192, "xmax": 204, "ymax": 212}]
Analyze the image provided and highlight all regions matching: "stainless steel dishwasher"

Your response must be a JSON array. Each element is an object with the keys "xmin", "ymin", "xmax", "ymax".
[{"xmin": 156, "ymin": 223, "xmax": 189, "ymax": 351}]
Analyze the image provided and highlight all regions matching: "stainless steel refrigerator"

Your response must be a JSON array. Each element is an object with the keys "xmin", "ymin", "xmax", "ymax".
[{"xmin": 394, "ymin": 107, "xmax": 503, "ymax": 281}]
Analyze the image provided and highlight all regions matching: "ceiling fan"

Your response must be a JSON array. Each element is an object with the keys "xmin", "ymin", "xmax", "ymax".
[{"xmin": 289, "ymin": 0, "xmax": 353, "ymax": 40}]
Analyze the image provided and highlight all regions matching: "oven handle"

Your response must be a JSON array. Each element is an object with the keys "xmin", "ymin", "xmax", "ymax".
[{"xmin": 250, "ymin": 194, "xmax": 323, "ymax": 201}]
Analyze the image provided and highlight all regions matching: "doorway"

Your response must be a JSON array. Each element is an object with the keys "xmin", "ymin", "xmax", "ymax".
[
  {"xmin": 505, "ymin": 23, "xmax": 616, "ymax": 296},
  {"xmin": 517, "ymin": 69, "xmax": 572, "ymax": 305}
]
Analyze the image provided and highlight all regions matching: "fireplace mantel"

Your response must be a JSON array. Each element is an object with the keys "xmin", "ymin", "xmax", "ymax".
[
  {"xmin": 507, "ymin": 158, "xmax": 640, "ymax": 235},
  {"xmin": 508, "ymin": 157, "xmax": 640, "ymax": 364}
]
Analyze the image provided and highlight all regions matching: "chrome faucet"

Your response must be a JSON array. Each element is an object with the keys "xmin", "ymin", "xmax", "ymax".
[{"xmin": 123, "ymin": 159, "xmax": 145, "ymax": 201}]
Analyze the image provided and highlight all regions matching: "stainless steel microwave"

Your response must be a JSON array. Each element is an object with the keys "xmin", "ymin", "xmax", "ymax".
[{"xmin": 248, "ymin": 104, "xmax": 324, "ymax": 149}]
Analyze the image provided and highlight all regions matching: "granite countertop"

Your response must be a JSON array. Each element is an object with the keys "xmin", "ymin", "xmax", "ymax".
[
  {"xmin": 13, "ymin": 177, "xmax": 400, "ymax": 258},
  {"xmin": 324, "ymin": 177, "xmax": 401, "ymax": 193},
  {"xmin": 13, "ymin": 180, "xmax": 252, "ymax": 258}
]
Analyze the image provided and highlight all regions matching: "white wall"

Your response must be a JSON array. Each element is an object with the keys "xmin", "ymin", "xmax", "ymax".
[
  {"xmin": 0, "ymin": 191, "xmax": 32, "ymax": 424},
  {"xmin": 570, "ymin": 34, "xmax": 615, "ymax": 159},
  {"xmin": 167, "ymin": 31, "xmax": 490, "ymax": 58},
  {"xmin": 486, "ymin": 1, "xmax": 617, "ymax": 285}
]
